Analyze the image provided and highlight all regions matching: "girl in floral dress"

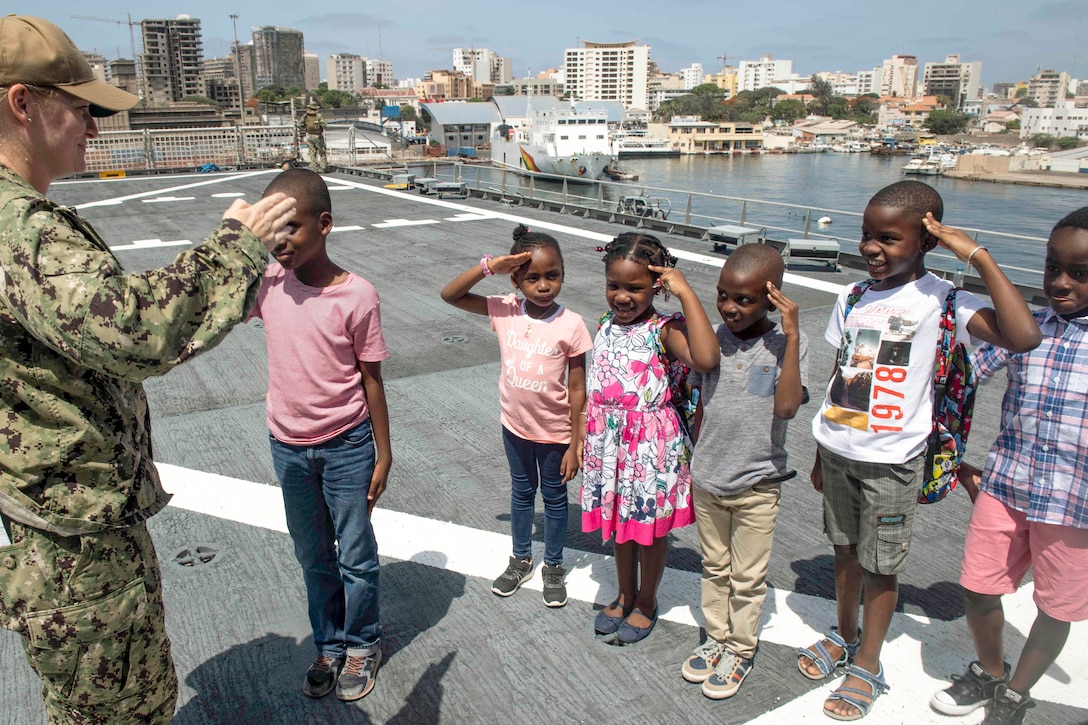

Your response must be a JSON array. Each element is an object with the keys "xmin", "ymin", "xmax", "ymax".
[{"xmin": 582, "ymin": 232, "xmax": 719, "ymax": 644}]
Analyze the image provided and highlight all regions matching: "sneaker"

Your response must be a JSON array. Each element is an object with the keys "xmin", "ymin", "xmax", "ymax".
[
  {"xmin": 492, "ymin": 556, "xmax": 533, "ymax": 597},
  {"xmin": 682, "ymin": 639, "xmax": 727, "ymax": 683},
  {"xmin": 931, "ymin": 660, "xmax": 1011, "ymax": 716},
  {"xmin": 541, "ymin": 563, "xmax": 567, "ymax": 607},
  {"xmin": 701, "ymin": 649, "xmax": 754, "ymax": 700},
  {"xmin": 336, "ymin": 646, "xmax": 382, "ymax": 702},
  {"xmin": 302, "ymin": 654, "xmax": 344, "ymax": 698},
  {"xmin": 982, "ymin": 684, "xmax": 1035, "ymax": 725}
]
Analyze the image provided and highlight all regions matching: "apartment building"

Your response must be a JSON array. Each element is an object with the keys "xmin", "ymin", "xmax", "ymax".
[
  {"xmin": 452, "ymin": 48, "xmax": 513, "ymax": 84},
  {"xmin": 141, "ymin": 16, "xmax": 204, "ymax": 105},
  {"xmin": 365, "ymin": 58, "xmax": 394, "ymax": 87},
  {"xmin": 857, "ymin": 68, "xmax": 880, "ymax": 96},
  {"xmin": 881, "ymin": 55, "xmax": 918, "ymax": 97},
  {"xmin": 738, "ymin": 54, "xmax": 793, "ymax": 92},
  {"xmin": 664, "ymin": 115, "xmax": 764, "ymax": 153},
  {"xmin": 252, "ymin": 26, "xmax": 305, "ymax": 90},
  {"xmin": 680, "ymin": 63, "xmax": 705, "ymax": 90},
  {"xmin": 563, "ymin": 40, "xmax": 649, "ymax": 110},
  {"xmin": 1021, "ymin": 100, "xmax": 1088, "ymax": 139},
  {"xmin": 923, "ymin": 54, "xmax": 982, "ymax": 110},
  {"xmin": 304, "ymin": 53, "xmax": 320, "ymax": 90},
  {"xmin": 328, "ymin": 53, "xmax": 365, "ymax": 92},
  {"xmin": 1028, "ymin": 69, "xmax": 1072, "ymax": 108}
]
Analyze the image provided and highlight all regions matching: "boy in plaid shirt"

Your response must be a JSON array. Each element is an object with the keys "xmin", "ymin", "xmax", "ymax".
[{"xmin": 931, "ymin": 207, "xmax": 1088, "ymax": 725}]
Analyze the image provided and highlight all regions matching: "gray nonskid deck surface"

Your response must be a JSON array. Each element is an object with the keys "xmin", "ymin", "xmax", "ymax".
[{"xmin": 2, "ymin": 170, "xmax": 1085, "ymax": 725}]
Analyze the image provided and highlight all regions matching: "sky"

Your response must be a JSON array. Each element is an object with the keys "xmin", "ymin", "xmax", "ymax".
[{"xmin": 20, "ymin": 0, "xmax": 1087, "ymax": 88}]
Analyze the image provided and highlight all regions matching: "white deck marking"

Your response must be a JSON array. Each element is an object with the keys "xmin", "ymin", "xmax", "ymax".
[
  {"xmin": 142, "ymin": 196, "xmax": 196, "ymax": 204},
  {"xmin": 330, "ymin": 225, "xmax": 365, "ymax": 233},
  {"xmin": 109, "ymin": 238, "xmax": 191, "ymax": 251},
  {"xmin": 211, "ymin": 192, "xmax": 247, "ymax": 198},
  {"xmin": 322, "ymin": 177, "xmax": 846, "ymax": 296},
  {"xmin": 159, "ymin": 462, "xmax": 1086, "ymax": 718},
  {"xmin": 75, "ymin": 170, "xmax": 277, "ymax": 210},
  {"xmin": 445, "ymin": 213, "xmax": 494, "ymax": 222},
  {"xmin": 371, "ymin": 218, "xmax": 441, "ymax": 228}
]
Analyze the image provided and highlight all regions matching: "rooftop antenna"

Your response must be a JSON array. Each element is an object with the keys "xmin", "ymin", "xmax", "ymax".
[{"xmin": 378, "ymin": 25, "xmax": 383, "ymax": 59}]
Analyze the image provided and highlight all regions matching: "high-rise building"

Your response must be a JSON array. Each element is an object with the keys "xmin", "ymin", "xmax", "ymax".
[
  {"xmin": 880, "ymin": 55, "xmax": 918, "ymax": 97},
  {"xmin": 252, "ymin": 26, "xmax": 305, "ymax": 90},
  {"xmin": 680, "ymin": 63, "xmax": 705, "ymax": 90},
  {"xmin": 328, "ymin": 53, "xmax": 365, "ymax": 92},
  {"xmin": 857, "ymin": 68, "xmax": 880, "ymax": 96},
  {"xmin": 738, "ymin": 55, "xmax": 794, "ymax": 92},
  {"xmin": 109, "ymin": 58, "xmax": 140, "ymax": 97},
  {"xmin": 992, "ymin": 82, "xmax": 1017, "ymax": 99},
  {"xmin": 364, "ymin": 58, "xmax": 394, "ymax": 87},
  {"xmin": 202, "ymin": 56, "xmax": 240, "ymax": 108},
  {"xmin": 1027, "ymin": 69, "xmax": 1071, "ymax": 108},
  {"xmin": 452, "ymin": 48, "xmax": 512, "ymax": 84},
  {"xmin": 141, "ymin": 15, "xmax": 204, "ymax": 105},
  {"xmin": 563, "ymin": 39, "xmax": 650, "ymax": 109},
  {"xmin": 303, "ymin": 53, "xmax": 320, "ymax": 90},
  {"xmin": 82, "ymin": 53, "xmax": 109, "ymax": 84},
  {"xmin": 923, "ymin": 54, "xmax": 982, "ymax": 110}
]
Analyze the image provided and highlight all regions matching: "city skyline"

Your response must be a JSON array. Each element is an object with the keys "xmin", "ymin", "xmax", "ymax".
[{"xmin": 23, "ymin": 0, "xmax": 1086, "ymax": 89}]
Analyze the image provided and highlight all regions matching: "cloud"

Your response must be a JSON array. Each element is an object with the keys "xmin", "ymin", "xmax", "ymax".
[{"xmin": 296, "ymin": 13, "xmax": 396, "ymax": 30}]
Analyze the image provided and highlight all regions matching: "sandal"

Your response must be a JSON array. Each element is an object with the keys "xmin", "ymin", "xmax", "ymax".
[
  {"xmin": 797, "ymin": 629, "xmax": 861, "ymax": 680},
  {"xmin": 824, "ymin": 663, "xmax": 889, "ymax": 721},
  {"xmin": 594, "ymin": 600, "xmax": 634, "ymax": 635}
]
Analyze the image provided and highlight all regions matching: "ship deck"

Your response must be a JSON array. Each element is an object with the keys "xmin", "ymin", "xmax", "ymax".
[{"xmin": 2, "ymin": 169, "xmax": 1085, "ymax": 725}]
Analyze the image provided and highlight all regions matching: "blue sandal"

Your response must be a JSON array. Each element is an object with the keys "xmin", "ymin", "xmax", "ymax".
[
  {"xmin": 824, "ymin": 663, "xmax": 889, "ymax": 721},
  {"xmin": 797, "ymin": 629, "xmax": 862, "ymax": 680}
]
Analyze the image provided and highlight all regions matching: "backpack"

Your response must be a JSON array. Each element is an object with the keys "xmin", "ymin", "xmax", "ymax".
[
  {"xmin": 597, "ymin": 311, "xmax": 699, "ymax": 439},
  {"xmin": 843, "ymin": 282, "xmax": 976, "ymax": 504}
]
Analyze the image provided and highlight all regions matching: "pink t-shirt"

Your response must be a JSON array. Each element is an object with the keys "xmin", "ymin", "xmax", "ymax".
[
  {"xmin": 486, "ymin": 293, "xmax": 593, "ymax": 444},
  {"xmin": 250, "ymin": 264, "xmax": 389, "ymax": 445}
]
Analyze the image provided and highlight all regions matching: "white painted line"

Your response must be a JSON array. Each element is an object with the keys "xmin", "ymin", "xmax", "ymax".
[
  {"xmin": 211, "ymin": 192, "xmax": 246, "ymax": 198},
  {"xmin": 445, "ymin": 213, "xmax": 494, "ymax": 222},
  {"xmin": 142, "ymin": 196, "xmax": 196, "ymax": 204},
  {"xmin": 327, "ymin": 187, "xmax": 355, "ymax": 191},
  {"xmin": 371, "ymin": 219, "xmax": 441, "ymax": 228},
  {"xmin": 76, "ymin": 169, "xmax": 278, "ymax": 210},
  {"xmin": 324, "ymin": 176, "xmax": 844, "ymax": 296},
  {"xmin": 56, "ymin": 171, "xmax": 248, "ymax": 186},
  {"xmin": 158, "ymin": 462, "xmax": 1086, "ymax": 718},
  {"xmin": 330, "ymin": 225, "xmax": 365, "ymax": 233},
  {"xmin": 109, "ymin": 238, "xmax": 191, "ymax": 251}
]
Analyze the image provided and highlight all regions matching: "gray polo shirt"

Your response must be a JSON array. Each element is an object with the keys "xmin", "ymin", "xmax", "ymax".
[{"xmin": 688, "ymin": 322, "xmax": 809, "ymax": 496}]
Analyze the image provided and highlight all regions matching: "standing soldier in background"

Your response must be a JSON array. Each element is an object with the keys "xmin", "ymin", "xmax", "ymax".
[
  {"xmin": 0, "ymin": 15, "xmax": 296, "ymax": 724},
  {"xmin": 299, "ymin": 101, "xmax": 328, "ymax": 172}
]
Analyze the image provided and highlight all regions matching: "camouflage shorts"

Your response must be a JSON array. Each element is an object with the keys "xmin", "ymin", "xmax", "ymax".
[{"xmin": 0, "ymin": 518, "xmax": 177, "ymax": 724}]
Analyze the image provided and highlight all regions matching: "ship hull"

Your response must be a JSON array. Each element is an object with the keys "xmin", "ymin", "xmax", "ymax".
[{"xmin": 491, "ymin": 140, "xmax": 613, "ymax": 182}]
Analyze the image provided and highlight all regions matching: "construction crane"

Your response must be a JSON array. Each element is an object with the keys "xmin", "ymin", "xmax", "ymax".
[
  {"xmin": 716, "ymin": 51, "xmax": 728, "ymax": 70},
  {"xmin": 72, "ymin": 14, "xmax": 139, "ymax": 65}
]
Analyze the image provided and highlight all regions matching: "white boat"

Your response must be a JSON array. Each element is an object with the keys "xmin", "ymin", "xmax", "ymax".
[
  {"xmin": 901, "ymin": 157, "xmax": 943, "ymax": 175},
  {"xmin": 615, "ymin": 133, "xmax": 679, "ymax": 158},
  {"xmin": 490, "ymin": 105, "xmax": 615, "ymax": 182}
]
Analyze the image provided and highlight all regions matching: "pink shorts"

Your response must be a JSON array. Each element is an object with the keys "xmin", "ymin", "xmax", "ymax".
[{"xmin": 960, "ymin": 491, "xmax": 1088, "ymax": 622}]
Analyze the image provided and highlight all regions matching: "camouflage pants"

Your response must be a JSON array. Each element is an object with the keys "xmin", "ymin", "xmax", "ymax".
[
  {"xmin": 306, "ymin": 135, "xmax": 328, "ymax": 173},
  {"xmin": 0, "ymin": 518, "xmax": 177, "ymax": 724}
]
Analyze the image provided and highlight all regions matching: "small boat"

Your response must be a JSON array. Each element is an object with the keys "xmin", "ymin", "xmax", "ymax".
[
  {"xmin": 902, "ymin": 158, "xmax": 942, "ymax": 175},
  {"xmin": 605, "ymin": 165, "xmax": 639, "ymax": 181}
]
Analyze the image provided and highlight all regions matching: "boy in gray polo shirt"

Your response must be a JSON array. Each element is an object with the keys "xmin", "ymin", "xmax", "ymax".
[{"xmin": 680, "ymin": 244, "xmax": 809, "ymax": 699}]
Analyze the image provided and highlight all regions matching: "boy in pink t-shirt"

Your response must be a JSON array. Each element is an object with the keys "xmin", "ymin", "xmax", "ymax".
[
  {"xmin": 250, "ymin": 169, "xmax": 390, "ymax": 703},
  {"xmin": 441, "ymin": 225, "xmax": 592, "ymax": 608}
]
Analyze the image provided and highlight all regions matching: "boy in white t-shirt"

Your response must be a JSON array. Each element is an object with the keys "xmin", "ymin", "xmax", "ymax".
[{"xmin": 798, "ymin": 181, "xmax": 1041, "ymax": 721}]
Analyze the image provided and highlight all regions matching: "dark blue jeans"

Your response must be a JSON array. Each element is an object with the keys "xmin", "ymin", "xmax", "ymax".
[
  {"xmin": 270, "ymin": 418, "xmax": 380, "ymax": 655},
  {"xmin": 502, "ymin": 426, "xmax": 569, "ymax": 566}
]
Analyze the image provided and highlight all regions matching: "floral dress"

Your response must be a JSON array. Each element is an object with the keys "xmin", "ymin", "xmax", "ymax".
[{"xmin": 581, "ymin": 312, "xmax": 694, "ymax": 545}]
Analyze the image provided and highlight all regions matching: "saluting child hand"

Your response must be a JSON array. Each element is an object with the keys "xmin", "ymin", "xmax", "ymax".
[
  {"xmin": 922, "ymin": 212, "xmax": 984, "ymax": 265},
  {"xmin": 767, "ymin": 282, "xmax": 798, "ymax": 337},
  {"xmin": 486, "ymin": 252, "xmax": 534, "ymax": 275},
  {"xmin": 648, "ymin": 265, "xmax": 693, "ymax": 300}
]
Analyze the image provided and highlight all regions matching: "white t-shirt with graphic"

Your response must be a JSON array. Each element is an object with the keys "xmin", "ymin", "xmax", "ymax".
[{"xmin": 812, "ymin": 273, "xmax": 985, "ymax": 463}]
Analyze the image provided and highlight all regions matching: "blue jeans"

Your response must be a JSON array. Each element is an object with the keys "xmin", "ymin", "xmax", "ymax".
[
  {"xmin": 502, "ymin": 426, "xmax": 568, "ymax": 566},
  {"xmin": 270, "ymin": 418, "xmax": 380, "ymax": 655}
]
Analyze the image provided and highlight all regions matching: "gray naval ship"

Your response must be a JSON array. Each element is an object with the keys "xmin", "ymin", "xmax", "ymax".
[{"xmin": 2, "ymin": 168, "xmax": 1085, "ymax": 724}]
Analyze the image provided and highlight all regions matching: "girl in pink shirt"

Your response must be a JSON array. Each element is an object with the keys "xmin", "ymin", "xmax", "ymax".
[{"xmin": 441, "ymin": 225, "xmax": 592, "ymax": 608}]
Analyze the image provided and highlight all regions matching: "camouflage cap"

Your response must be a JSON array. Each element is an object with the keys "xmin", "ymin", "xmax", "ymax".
[
  {"xmin": 0, "ymin": 15, "xmax": 138, "ymax": 117},
  {"xmin": 307, "ymin": 102, "xmax": 320, "ymax": 110}
]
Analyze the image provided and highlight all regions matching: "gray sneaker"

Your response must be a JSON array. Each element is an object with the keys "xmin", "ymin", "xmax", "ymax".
[
  {"xmin": 336, "ymin": 646, "xmax": 382, "ymax": 702},
  {"xmin": 302, "ymin": 654, "xmax": 344, "ymax": 698},
  {"xmin": 492, "ymin": 556, "xmax": 533, "ymax": 596},
  {"xmin": 541, "ymin": 563, "xmax": 567, "ymax": 607}
]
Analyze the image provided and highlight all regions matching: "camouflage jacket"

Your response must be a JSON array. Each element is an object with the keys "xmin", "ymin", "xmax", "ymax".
[{"xmin": 0, "ymin": 166, "xmax": 267, "ymax": 535}]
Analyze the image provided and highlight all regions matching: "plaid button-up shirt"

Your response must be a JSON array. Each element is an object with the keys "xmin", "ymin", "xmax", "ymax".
[{"xmin": 973, "ymin": 308, "xmax": 1088, "ymax": 529}]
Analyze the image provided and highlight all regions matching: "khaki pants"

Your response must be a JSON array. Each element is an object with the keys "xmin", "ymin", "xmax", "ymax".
[
  {"xmin": 0, "ymin": 518, "xmax": 177, "ymax": 724},
  {"xmin": 693, "ymin": 482, "xmax": 781, "ymax": 659}
]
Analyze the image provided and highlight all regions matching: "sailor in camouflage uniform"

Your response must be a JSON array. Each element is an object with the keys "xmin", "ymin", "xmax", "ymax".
[
  {"xmin": 298, "ymin": 102, "xmax": 328, "ymax": 173},
  {"xmin": 0, "ymin": 16, "xmax": 297, "ymax": 724}
]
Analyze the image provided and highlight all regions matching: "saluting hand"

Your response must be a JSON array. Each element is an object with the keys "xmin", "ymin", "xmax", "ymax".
[
  {"xmin": 223, "ymin": 193, "xmax": 298, "ymax": 252},
  {"xmin": 767, "ymin": 282, "xmax": 799, "ymax": 337},
  {"xmin": 485, "ymin": 252, "xmax": 533, "ymax": 275},
  {"xmin": 648, "ymin": 265, "xmax": 693, "ymax": 300}
]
